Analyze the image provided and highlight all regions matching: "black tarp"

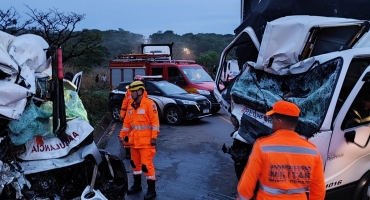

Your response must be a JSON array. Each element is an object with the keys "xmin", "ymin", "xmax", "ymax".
[{"xmin": 236, "ymin": 0, "xmax": 370, "ymax": 38}]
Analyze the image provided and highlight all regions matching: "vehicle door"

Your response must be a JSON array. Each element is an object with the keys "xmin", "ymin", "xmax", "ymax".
[
  {"xmin": 214, "ymin": 27, "xmax": 260, "ymax": 116},
  {"xmin": 326, "ymin": 63, "xmax": 370, "ymax": 190},
  {"xmin": 145, "ymin": 82, "xmax": 165, "ymax": 116},
  {"xmin": 168, "ymin": 66, "xmax": 188, "ymax": 89}
]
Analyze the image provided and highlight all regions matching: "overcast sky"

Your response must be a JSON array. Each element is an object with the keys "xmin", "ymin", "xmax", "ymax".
[{"xmin": 2, "ymin": 0, "xmax": 241, "ymax": 37}]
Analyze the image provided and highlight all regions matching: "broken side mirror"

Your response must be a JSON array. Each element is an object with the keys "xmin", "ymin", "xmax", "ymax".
[{"xmin": 344, "ymin": 130, "xmax": 370, "ymax": 148}]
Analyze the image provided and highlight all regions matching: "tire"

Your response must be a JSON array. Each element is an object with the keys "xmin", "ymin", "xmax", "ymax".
[
  {"xmin": 212, "ymin": 107, "xmax": 221, "ymax": 114},
  {"xmin": 164, "ymin": 107, "xmax": 182, "ymax": 125},
  {"xmin": 111, "ymin": 104, "xmax": 121, "ymax": 122}
]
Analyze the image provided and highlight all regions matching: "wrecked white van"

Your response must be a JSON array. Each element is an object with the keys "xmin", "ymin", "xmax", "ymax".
[{"xmin": 215, "ymin": 15, "xmax": 370, "ymax": 199}]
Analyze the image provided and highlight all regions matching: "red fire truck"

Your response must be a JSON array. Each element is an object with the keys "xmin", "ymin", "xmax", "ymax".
[{"xmin": 109, "ymin": 43, "xmax": 221, "ymax": 114}]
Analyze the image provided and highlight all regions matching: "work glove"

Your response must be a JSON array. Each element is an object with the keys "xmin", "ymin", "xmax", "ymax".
[
  {"xmin": 119, "ymin": 136, "xmax": 129, "ymax": 146},
  {"xmin": 150, "ymin": 138, "xmax": 157, "ymax": 146}
]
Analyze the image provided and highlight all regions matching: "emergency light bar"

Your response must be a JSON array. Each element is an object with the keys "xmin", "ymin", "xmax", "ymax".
[{"xmin": 141, "ymin": 75, "xmax": 163, "ymax": 79}]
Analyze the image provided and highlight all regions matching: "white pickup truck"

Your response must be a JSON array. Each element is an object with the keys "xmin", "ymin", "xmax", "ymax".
[{"xmin": 215, "ymin": 15, "xmax": 370, "ymax": 199}]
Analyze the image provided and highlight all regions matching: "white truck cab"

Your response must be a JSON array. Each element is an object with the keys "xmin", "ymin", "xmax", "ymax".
[{"xmin": 215, "ymin": 15, "xmax": 370, "ymax": 199}]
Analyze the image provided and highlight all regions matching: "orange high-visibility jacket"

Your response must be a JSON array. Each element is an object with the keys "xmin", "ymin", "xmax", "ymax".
[
  {"xmin": 119, "ymin": 94, "xmax": 160, "ymax": 148},
  {"xmin": 120, "ymin": 90, "xmax": 132, "ymax": 119},
  {"xmin": 237, "ymin": 129, "xmax": 325, "ymax": 200},
  {"xmin": 120, "ymin": 90, "xmax": 149, "ymax": 119}
]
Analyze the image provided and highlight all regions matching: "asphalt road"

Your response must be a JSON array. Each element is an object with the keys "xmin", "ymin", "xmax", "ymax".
[{"xmin": 101, "ymin": 109, "xmax": 238, "ymax": 200}]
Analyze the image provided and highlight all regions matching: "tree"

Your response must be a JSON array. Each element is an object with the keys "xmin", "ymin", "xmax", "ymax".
[
  {"xmin": 0, "ymin": 7, "xmax": 32, "ymax": 34},
  {"xmin": 67, "ymin": 44, "xmax": 110, "ymax": 71},
  {"xmin": 101, "ymin": 29, "xmax": 144, "ymax": 58},
  {"xmin": 195, "ymin": 51, "xmax": 220, "ymax": 77},
  {"xmin": 25, "ymin": 6, "xmax": 101, "ymax": 63}
]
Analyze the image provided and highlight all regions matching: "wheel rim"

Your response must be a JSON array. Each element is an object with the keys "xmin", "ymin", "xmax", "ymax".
[
  {"xmin": 167, "ymin": 109, "xmax": 179, "ymax": 124},
  {"xmin": 113, "ymin": 107, "xmax": 120, "ymax": 120}
]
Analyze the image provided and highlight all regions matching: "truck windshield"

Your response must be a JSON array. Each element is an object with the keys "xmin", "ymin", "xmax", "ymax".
[
  {"xmin": 181, "ymin": 66, "xmax": 213, "ymax": 83},
  {"xmin": 232, "ymin": 57, "xmax": 342, "ymax": 137}
]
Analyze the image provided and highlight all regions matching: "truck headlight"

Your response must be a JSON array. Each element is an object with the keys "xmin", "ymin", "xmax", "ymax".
[{"xmin": 197, "ymin": 89, "xmax": 210, "ymax": 95}]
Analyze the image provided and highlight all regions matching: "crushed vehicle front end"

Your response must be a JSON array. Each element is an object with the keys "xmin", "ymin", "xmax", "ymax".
[
  {"xmin": 215, "ymin": 16, "xmax": 370, "ymax": 198},
  {"xmin": 0, "ymin": 31, "xmax": 128, "ymax": 199}
]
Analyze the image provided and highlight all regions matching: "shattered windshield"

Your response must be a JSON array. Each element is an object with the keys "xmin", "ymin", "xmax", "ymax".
[
  {"xmin": 231, "ymin": 57, "xmax": 343, "ymax": 137},
  {"xmin": 181, "ymin": 66, "xmax": 213, "ymax": 83}
]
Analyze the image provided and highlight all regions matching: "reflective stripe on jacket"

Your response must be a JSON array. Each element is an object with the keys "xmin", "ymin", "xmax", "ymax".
[
  {"xmin": 237, "ymin": 129, "xmax": 325, "ymax": 200},
  {"xmin": 119, "ymin": 92, "xmax": 159, "ymax": 148}
]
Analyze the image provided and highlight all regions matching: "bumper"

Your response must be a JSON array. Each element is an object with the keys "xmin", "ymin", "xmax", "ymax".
[{"xmin": 178, "ymin": 104, "xmax": 212, "ymax": 120}]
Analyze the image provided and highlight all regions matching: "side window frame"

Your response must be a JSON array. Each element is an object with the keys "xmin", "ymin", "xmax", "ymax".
[
  {"xmin": 151, "ymin": 66, "xmax": 164, "ymax": 76},
  {"xmin": 332, "ymin": 59, "xmax": 370, "ymax": 127},
  {"xmin": 333, "ymin": 62, "xmax": 370, "ymax": 130}
]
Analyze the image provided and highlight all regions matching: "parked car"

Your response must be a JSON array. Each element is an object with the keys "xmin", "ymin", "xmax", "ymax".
[{"xmin": 108, "ymin": 79, "xmax": 212, "ymax": 125}]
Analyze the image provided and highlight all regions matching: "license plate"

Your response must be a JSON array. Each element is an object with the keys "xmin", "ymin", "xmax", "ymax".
[{"xmin": 203, "ymin": 109, "xmax": 209, "ymax": 113}]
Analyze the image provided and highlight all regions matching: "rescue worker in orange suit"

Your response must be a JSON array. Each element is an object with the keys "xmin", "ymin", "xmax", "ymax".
[
  {"xmin": 120, "ymin": 75, "xmax": 145, "ymax": 159},
  {"xmin": 237, "ymin": 100, "xmax": 325, "ymax": 200},
  {"xmin": 119, "ymin": 81, "xmax": 160, "ymax": 200}
]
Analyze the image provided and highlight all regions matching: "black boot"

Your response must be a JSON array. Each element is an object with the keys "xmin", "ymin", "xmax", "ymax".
[
  {"xmin": 144, "ymin": 179, "xmax": 156, "ymax": 200},
  {"xmin": 127, "ymin": 174, "xmax": 142, "ymax": 194}
]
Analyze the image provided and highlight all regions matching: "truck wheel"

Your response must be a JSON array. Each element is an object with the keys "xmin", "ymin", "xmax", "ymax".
[
  {"xmin": 164, "ymin": 107, "xmax": 182, "ymax": 125},
  {"xmin": 212, "ymin": 107, "xmax": 221, "ymax": 114},
  {"xmin": 111, "ymin": 105, "xmax": 121, "ymax": 122}
]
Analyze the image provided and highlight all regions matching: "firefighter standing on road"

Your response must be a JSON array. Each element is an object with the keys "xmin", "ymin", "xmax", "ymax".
[
  {"xmin": 119, "ymin": 80, "xmax": 159, "ymax": 200},
  {"xmin": 120, "ymin": 75, "xmax": 145, "ymax": 159},
  {"xmin": 237, "ymin": 100, "xmax": 325, "ymax": 200}
]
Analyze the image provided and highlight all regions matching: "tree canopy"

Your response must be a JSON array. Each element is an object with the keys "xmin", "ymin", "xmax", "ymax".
[{"xmin": 0, "ymin": 6, "xmax": 235, "ymax": 71}]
